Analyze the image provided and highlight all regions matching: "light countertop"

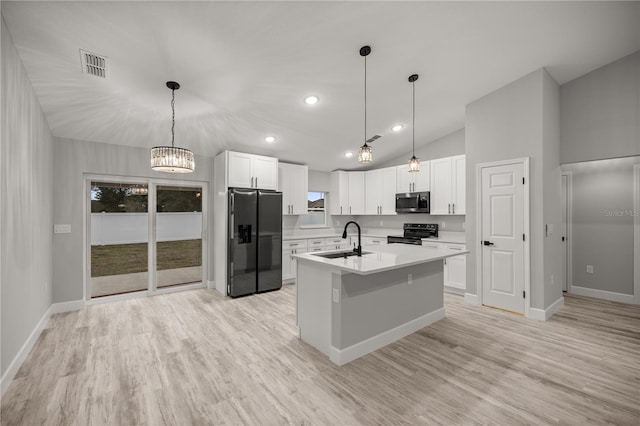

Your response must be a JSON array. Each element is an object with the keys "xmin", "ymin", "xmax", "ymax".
[
  {"xmin": 293, "ymin": 243, "xmax": 469, "ymax": 275},
  {"xmin": 284, "ymin": 230, "xmax": 466, "ymax": 244}
]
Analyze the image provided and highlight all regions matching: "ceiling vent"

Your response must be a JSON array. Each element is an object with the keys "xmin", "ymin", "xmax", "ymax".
[
  {"xmin": 80, "ymin": 49, "xmax": 107, "ymax": 78},
  {"xmin": 366, "ymin": 134, "xmax": 383, "ymax": 144}
]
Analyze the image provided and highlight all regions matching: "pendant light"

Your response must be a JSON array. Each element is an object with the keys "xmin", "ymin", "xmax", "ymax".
[
  {"xmin": 408, "ymin": 74, "xmax": 420, "ymax": 172},
  {"xmin": 151, "ymin": 81, "xmax": 195, "ymax": 173},
  {"xmin": 358, "ymin": 45, "xmax": 373, "ymax": 164}
]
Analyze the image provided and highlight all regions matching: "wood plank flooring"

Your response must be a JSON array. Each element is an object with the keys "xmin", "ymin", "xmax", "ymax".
[{"xmin": 2, "ymin": 287, "xmax": 639, "ymax": 425}]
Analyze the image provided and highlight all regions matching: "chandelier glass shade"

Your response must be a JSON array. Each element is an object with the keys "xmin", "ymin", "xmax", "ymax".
[
  {"xmin": 358, "ymin": 143, "xmax": 373, "ymax": 163},
  {"xmin": 358, "ymin": 45, "xmax": 373, "ymax": 164},
  {"xmin": 151, "ymin": 81, "xmax": 195, "ymax": 173}
]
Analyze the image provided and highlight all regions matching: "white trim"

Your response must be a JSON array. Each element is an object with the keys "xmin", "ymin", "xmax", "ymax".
[
  {"xmin": 560, "ymin": 171, "xmax": 574, "ymax": 293},
  {"xmin": 50, "ymin": 300, "xmax": 85, "ymax": 314},
  {"xmin": 328, "ymin": 308, "xmax": 445, "ymax": 366},
  {"xmin": 464, "ymin": 292, "xmax": 480, "ymax": 305},
  {"xmin": 570, "ymin": 285, "xmax": 635, "ymax": 304},
  {"xmin": 207, "ymin": 280, "xmax": 215, "ymax": 290},
  {"xmin": 153, "ymin": 282, "xmax": 205, "ymax": 296},
  {"xmin": 634, "ymin": 165, "xmax": 639, "ymax": 305},
  {"xmin": 444, "ymin": 286, "xmax": 464, "ymax": 296},
  {"xmin": 529, "ymin": 297, "xmax": 564, "ymax": 321},
  {"xmin": 1, "ymin": 305, "xmax": 52, "ymax": 396},
  {"xmin": 475, "ymin": 157, "xmax": 531, "ymax": 317},
  {"xmin": 85, "ymin": 290, "xmax": 148, "ymax": 305}
]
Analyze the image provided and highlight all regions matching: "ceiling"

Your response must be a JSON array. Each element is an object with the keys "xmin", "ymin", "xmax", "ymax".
[{"xmin": 2, "ymin": 1, "xmax": 638, "ymax": 171}]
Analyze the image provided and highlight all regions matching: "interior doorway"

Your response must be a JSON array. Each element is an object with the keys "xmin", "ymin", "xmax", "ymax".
[
  {"xmin": 560, "ymin": 172, "xmax": 572, "ymax": 293},
  {"xmin": 87, "ymin": 176, "xmax": 207, "ymax": 300},
  {"xmin": 477, "ymin": 158, "xmax": 530, "ymax": 316}
]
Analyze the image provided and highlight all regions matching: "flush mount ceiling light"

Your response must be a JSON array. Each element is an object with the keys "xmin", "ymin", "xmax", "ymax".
[
  {"xmin": 392, "ymin": 124, "xmax": 404, "ymax": 132},
  {"xmin": 264, "ymin": 136, "xmax": 276, "ymax": 143},
  {"xmin": 408, "ymin": 74, "xmax": 420, "ymax": 172},
  {"xmin": 304, "ymin": 95, "xmax": 319, "ymax": 105},
  {"xmin": 150, "ymin": 81, "xmax": 195, "ymax": 173},
  {"xmin": 358, "ymin": 45, "xmax": 373, "ymax": 164},
  {"xmin": 344, "ymin": 151, "xmax": 354, "ymax": 158}
]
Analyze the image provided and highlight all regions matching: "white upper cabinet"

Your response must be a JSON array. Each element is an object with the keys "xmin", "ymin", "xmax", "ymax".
[
  {"xmin": 330, "ymin": 171, "xmax": 365, "ymax": 215},
  {"xmin": 430, "ymin": 154, "xmax": 465, "ymax": 215},
  {"xmin": 278, "ymin": 163, "xmax": 308, "ymax": 215},
  {"xmin": 227, "ymin": 151, "xmax": 278, "ymax": 190},
  {"xmin": 396, "ymin": 161, "xmax": 430, "ymax": 193},
  {"xmin": 366, "ymin": 167, "xmax": 397, "ymax": 215}
]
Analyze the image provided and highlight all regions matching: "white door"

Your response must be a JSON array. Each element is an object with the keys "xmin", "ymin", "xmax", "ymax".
[
  {"xmin": 228, "ymin": 152, "xmax": 253, "ymax": 188},
  {"xmin": 561, "ymin": 174, "xmax": 568, "ymax": 292},
  {"xmin": 253, "ymin": 156, "xmax": 278, "ymax": 190},
  {"xmin": 396, "ymin": 165, "xmax": 413, "ymax": 193},
  {"xmin": 380, "ymin": 167, "xmax": 398, "ymax": 215},
  {"xmin": 452, "ymin": 155, "xmax": 466, "ymax": 215},
  {"xmin": 278, "ymin": 164, "xmax": 291, "ymax": 214},
  {"xmin": 445, "ymin": 255, "xmax": 466, "ymax": 290},
  {"xmin": 413, "ymin": 161, "xmax": 431, "ymax": 192},
  {"xmin": 348, "ymin": 172, "xmax": 366, "ymax": 215},
  {"xmin": 481, "ymin": 162, "xmax": 526, "ymax": 314},
  {"xmin": 288, "ymin": 165, "xmax": 308, "ymax": 214},
  {"xmin": 365, "ymin": 170, "xmax": 381, "ymax": 214},
  {"xmin": 430, "ymin": 157, "xmax": 452, "ymax": 214}
]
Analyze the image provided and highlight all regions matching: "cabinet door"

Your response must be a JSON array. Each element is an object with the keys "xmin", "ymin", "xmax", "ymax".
[
  {"xmin": 348, "ymin": 172, "xmax": 366, "ymax": 215},
  {"xmin": 282, "ymin": 249, "xmax": 294, "ymax": 281},
  {"xmin": 445, "ymin": 254, "xmax": 466, "ymax": 290},
  {"xmin": 452, "ymin": 155, "xmax": 465, "ymax": 215},
  {"xmin": 288, "ymin": 164, "xmax": 308, "ymax": 215},
  {"xmin": 365, "ymin": 170, "xmax": 381, "ymax": 215},
  {"xmin": 228, "ymin": 151, "xmax": 254, "ymax": 188},
  {"xmin": 396, "ymin": 164, "xmax": 413, "ymax": 193},
  {"xmin": 413, "ymin": 161, "xmax": 431, "ymax": 192},
  {"xmin": 278, "ymin": 164, "xmax": 291, "ymax": 214},
  {"xmin": 430, "ymin": 157, "xmax": 452, "ymax": 215},
  {"xmin": 330, "ymin": 171, "xmax": 349, "ymax": 215},
  {"xmin": 380, "ymin": 167, "xmax": 398, "ymax": 215},
  {"xmin": 253, "ymin": 156, "xmax": 278, "ymax": 190}
]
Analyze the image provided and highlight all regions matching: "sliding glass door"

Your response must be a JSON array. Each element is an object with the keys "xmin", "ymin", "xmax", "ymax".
[
  {"xmin": 88, "ymin": 178, "xmax": 206, "ymax": 299},
  {"xmin": 156, "ymin": 185, "xmax": 203, "ymax": 288},
  {"xmin": 90, "ymin": 181, "xmax": 149, "ymax": 297}
]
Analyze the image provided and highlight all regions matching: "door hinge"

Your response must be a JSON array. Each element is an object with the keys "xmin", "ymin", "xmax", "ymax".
[
  {"xmin": 522, "ymin": 177, "xmax": 525, "ymax": 184},
  {"xmin": 522, "ymin": 234, "xmax": 525, "ymax": 241},
  {"xmin": 523, "ymin": 291, "xmax": 526, "ymax": 298}
]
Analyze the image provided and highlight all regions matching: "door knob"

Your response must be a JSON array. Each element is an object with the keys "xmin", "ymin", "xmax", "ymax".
[{"xmin": 483, "ymin": 241, "xmax": 494, "ymax": 246}]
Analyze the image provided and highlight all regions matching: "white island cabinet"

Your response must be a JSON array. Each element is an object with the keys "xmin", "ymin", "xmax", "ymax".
[{"xmin": 292, "ymin": 243, "xmax": 469, "ymax": 365}]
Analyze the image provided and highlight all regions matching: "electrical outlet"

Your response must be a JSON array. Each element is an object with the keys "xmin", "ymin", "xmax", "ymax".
[
  {"xmin": 440, "ymin": 222, "xmax": 446, "ymax": 229},
  {"xmin": 379, "ymin": 220, "xmax": 383, "ymax": 226},
  {"xmin": 332, "ymin": 288, "xmax": 340, "ymax": 303},
  {"xmin": 54, "ymin": 224, "xmax": 71, "ymax": 234},
  {"xmin": 586, "ymin": 265, "xmax": 593, "ymax": 274},
  {"xmin": 408, "ymin": 273, "xmax": 413, "ymax": 285}
]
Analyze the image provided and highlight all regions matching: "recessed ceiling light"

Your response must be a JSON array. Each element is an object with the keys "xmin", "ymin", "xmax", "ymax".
[
  {"xmin": 344, "ymin": 151, "xmax": 354, "ymax": 158},
  {"xmin": 304, "ymin": 96, "xmax": 319, "ymax": 105},
  {"xmin": 392, "ymin": 124, "xmax": 404, "ymax": 132},
  {"xmin": 264, "ymin": 136, "xmax": 276, "ymax": 143}
]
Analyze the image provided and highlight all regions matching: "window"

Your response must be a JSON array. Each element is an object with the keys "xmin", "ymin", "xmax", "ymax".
[{"xmin": 299, "ymin": 191, "xmax": 328, "ymax": 228}]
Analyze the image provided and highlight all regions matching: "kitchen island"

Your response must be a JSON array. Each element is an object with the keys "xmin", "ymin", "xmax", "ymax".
[{"xmin": 292, "ymin": 243, "xmax": 469, "ymax": 365}]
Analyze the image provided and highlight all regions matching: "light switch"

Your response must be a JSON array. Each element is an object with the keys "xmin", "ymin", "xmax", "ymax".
[{"xmin": 54, "ymin": 224, "xmax": 71, "ymax": 234}]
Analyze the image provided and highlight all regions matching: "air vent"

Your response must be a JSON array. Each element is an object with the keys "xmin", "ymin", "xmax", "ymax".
[
  {"xmin": 366, "ymin": 134, "xmax": 383, "ymax": 144},
  {"xmin": 80, "ymin": 49, "xmax": 107, "ymax": 78}
]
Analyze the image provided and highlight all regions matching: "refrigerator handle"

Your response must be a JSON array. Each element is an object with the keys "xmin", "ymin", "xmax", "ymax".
[{"xmin": 229, "ymin": 193, "xmax": 234, "ymax": 240}]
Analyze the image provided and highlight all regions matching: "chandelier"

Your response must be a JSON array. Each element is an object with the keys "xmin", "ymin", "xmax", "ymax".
[{"xmin": 408, "ymin": 74, "xmax": 420, "ymax": 172}]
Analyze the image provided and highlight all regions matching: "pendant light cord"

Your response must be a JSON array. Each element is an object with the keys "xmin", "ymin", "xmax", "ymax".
[
  {"xmin": 364, "ymin": 54, "xmax": 367, "ymax": 144},
  {"xmin": 171, "ymin": 88, "xmax": 176, "ymax": 148},
  {"xmin": 412, "ymin": 80, "xmax": 415, "ymax": 156}
]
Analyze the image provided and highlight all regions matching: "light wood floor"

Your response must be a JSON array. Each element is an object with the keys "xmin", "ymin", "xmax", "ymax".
[{"xmin": 2, "ymin": 287, "xmax": 639, "ymax": 425}]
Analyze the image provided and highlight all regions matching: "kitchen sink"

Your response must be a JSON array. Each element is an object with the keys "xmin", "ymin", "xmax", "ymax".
[{"xmin": 312, "ymin": 250, "xmax": 372, "ymax": 259}]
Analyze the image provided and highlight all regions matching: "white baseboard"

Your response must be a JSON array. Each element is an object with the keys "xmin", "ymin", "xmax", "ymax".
[
  {"xmin": 570, "ymin": 285, "xmax": 635, "ymax": 304},
  {"xmin": 1, "ymin": 304, "xmax": 52, "ymax": 396},
  {"xmin": 207, "ymin": 280, "xmax": 215, "ymax": 290},
  {"xmin": 528, "ymin": 297, "xmax": 564, "ymax": 321},
  {"xmin": 328, "ymin": 308, "xmax": 446, "ymax": 366},
  {"xmin": 51, "ymin": 299, "xmax": 85, "ymax": 313},
  {"xmin": 464, "ymin": 293, "xmax": 479, "ymax": 305},
  {"xmin": 444, "ymin": 286, "xmax": 465, "ymax": 295}
]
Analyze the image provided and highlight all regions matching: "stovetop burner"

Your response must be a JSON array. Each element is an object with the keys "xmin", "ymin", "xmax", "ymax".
[{"xmin": 387, "ymin": 223, "xmax": 439, "ymax": 245}]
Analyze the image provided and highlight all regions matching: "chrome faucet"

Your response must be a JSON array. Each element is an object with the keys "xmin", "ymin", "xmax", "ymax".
[{"xmin": 342, "ymin": 221, "xmax": 362, "ymax": 256}]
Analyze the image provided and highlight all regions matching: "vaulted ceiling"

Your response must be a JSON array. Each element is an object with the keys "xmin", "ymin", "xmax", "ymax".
[{"xmin": 2, "ymin": 1, "xmax": 638, "ymax": 171}]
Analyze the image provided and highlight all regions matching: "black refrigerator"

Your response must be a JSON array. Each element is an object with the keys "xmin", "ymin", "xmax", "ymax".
[{"xmin": 227, "ymin": 188, "xmax": 283, "ymax": 297}]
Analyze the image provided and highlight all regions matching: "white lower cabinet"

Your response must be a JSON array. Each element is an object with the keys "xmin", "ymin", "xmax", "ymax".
[
  {"xmin": 282, "ymin": 240, "xmax": 307, "ymax": 282},
  {"xmin": 422, "ymin": 241, "xmax": 467, "ymax": 290},
  {"xmin": 362, "ymin": 236, "xmax": 385, "ymax": 245}
]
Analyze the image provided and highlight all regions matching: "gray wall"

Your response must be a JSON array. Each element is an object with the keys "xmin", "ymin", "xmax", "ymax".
[
  {"xmin": 1, "ymin": 20, "xmax": 53, "ymax": 376},
  {"xmin": 465, "ymin": 68, "xmax": 562, "ymax": 310},
  {"xmin": 563, "ymin": 156, "xmax": 639, "ymax": 295},
  {"xmin": 308, "ymin": 170, "xmax": 331, "ymax": 192},
  {"xmin": 377, "ymin": 128, "xmax": 465, "ymax": 168},
  {"xmin": 560, "ymin": 51, "xmax": 640, "ymax": 164},
  {"xmin": 52, "ymin": 137, "xmax": 213, "ymax": 303}
]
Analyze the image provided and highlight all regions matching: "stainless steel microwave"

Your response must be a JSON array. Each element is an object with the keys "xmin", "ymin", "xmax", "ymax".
[{"xmin": 395, "ymin": 191, "xmax": 430, "ymax": 213}]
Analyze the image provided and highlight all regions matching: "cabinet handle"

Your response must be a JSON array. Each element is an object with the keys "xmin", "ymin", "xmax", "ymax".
[
  {"xmin": 452, "ymin": 204, "xmax": 455, "ymax": 214},
  {"xmin": 255, "ymin": 177, "xmax": 258, "ymax": 187},
  {"xmin": 340, "ymin": 206, "xmax": 342, "ymax": 215},
  {"xmin": 444, "ymin": 258, "xmax": 447, "ymax": 265},
  {"xmin": 350, "ymin": 206, "xmax": 352, "ymax": 214},
  {"xmin": 448, "ymin": 203, "xmax": 451, "ymax": 214},
  {"xmin": 290, "ymin": 243, "xmax": 299, "ymax": 246}
]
